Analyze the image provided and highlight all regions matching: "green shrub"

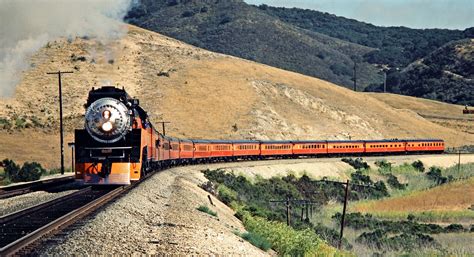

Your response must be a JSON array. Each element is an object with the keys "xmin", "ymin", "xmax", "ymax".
[
  {"xmin": 412, "ymin": 160, "xmax": 425, "ymax": 172},
  {"xmin": 4, "ymin": 160, "xmax": 45, "ymax": 182},
  {"xmin": 375, "ymin": 159, "xmax": 392, "ymax": 171},
  {"xmin": 333, "ymin": 212, "xmax": 445, "ymax": 234},
  {"xmin": 3, "ymin": 159, "xmax": 21, "ymax": 182},
  {"xmin": 15, "ymin": 117, "xmax": 27, "ymax": 129},
  {"xmin": 386, "ymin": 174, "xmax": 406, "ymax": 190},
  {"xmin": 217, "ymin": 184, "xmax": 238, "ymax": 204},
  {"xmin": 242, "ymin": 212, "xmax": 340, "ymax": 256},
  {"xmin": 350, "ymin": 170, "xmax": 389, "ymax": 199},
  {"xmin": 18, "ymin": 162, "xmax": 45, "ymax": 181},
  {"xmin": 313, "ymin": 223, "xmax": 352, "ymax": 250},
  {"xmin": 197, "ymin": 205, "xmax": 217, "ymax": 217},
  {"xmin": 236, "ymin": 231, "xmax": 272, "ymax": 251},
  {"xmin": 342, "ymin": 157, "xmax": 369, "ymax": 170},
  {"xmin": 356, "ymin": 230, "xmax": 439, "ymax": 251},
  {"xmin": 426, "ymin": 167, "xmax": 448, "ymax": 185},
  {"xmin": 444, "ymin": 224, "xmax": 464, "ymax": 232},
  {"xmin": 0, "ymin": 117, "xmax": 12, "ymax": 129}
]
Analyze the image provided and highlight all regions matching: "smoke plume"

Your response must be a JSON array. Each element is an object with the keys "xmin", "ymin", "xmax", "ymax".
[{"xmin": 0, "ymin": 0, "xmax": 136, "ymax": 97}]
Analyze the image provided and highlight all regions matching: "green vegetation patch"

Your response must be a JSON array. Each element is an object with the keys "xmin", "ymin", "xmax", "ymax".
[
  {"xmin": 234, "ymin": 231, "xmax": 272, "ymax": 251},
  {"xmin": 0, "ymin": 159, "xmax": 66, "ymax": 185},
  {"xmin": 363, "ymin": 210, "xmax": 474, "ymax": 224},
  {"xmin": 197, "ymin": 205, "xmax": 217, "ymax": 217},
  {"xmin": 336, "ymin": 212, "xmax": 469, "ymax": 251},
  {"xmin": 203, "ymin": 169, "xmax": 378, "ymax": 252},
  {"xmin": 238, "ymin": 209, "xmax": 345, "ymax": 256}
]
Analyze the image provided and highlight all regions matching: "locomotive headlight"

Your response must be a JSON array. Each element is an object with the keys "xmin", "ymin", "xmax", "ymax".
[
  {"xmin": 101, "ymin": 121, "xmax": 113, "ymax": 132},
  {"xmin": 102, "ymin": 110, "xmax": 111, "ymax": 120},
  {"xmin": 85, "ymin": 97, "xmax": 131, "ymax": 143}
]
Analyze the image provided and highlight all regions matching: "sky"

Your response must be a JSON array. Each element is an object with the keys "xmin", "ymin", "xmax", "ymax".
[{"xmin": 244, "ymin": 0, "xmax": 474, "ymax": 30}]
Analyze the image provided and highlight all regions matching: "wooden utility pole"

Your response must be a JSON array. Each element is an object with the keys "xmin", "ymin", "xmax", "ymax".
[
  {"xmin": 338, "ymin": 180, "xmax": 350, "ymax": 249},
  {"xmin": 270, "ymin": 198, "xmax": 317, "ymax": 226},
  {"xmin": 458, "ymin": 150, "xmax": 461, "ymax": 174},
  {"xmin": 286, "ymin": 197, "xmax": 291, "ymax": 226},
  {"xmin": 308, "ymin": 178, "xmax": 375, "ymax": 249},
  {"xmin": 157, "ymin": 121, "xmax": 171, "ymax": 136},
  {"xmin": 383, "ymin": 71, "xmax": 387, "ymax": 93},
  {"xmin": 47, "ymin": 71, "xmax": 73, "ymax": 175},
  {"xmin": 353, "ymin": 61, "xmax": 357, "ymax": 91}
]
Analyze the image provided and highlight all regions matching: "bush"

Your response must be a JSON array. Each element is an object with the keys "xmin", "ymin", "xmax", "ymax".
[
  {"xmin": 412, "ymin": 160, "xmax": 425, "ymax": 172},
  {"xmin": 342, "ymin": 157, "xmax": 369, "ymax": 170},
  {"xmin": 181, "ymin": 10, "xmax": 195, "ymax": 18},
  {"xmin": 426, "ymin": 167, "xmax": 448, "ymax": 185},
  {"xmin": 18, "ymin": 162, "xmax": 44, "ymax": 182},
  {"xmin": 313, "ymin": 223, "xmax": 352, "ymax": 250},
  {"xmin": 0, "ymin": 117, "xmax": 12, "ymax": 130},
  {"xmin": 444, "ymin": 224, "xmax": 464, "ymax": 232},
  {"xmin": 237, "ymin": 231, "xmax": 272, "ymax": 251},
  {"xmin": 242, "ymin": 212, "xmax": 339, "ymax": 256},
  {"xmin": 386, "ymin": 174, "xmax": 406, "ymax": 190},
  {"xmin": 375, "ymin": 159, "xmax": 392, "ymax": 171},
  {"xmin": 3, "ymin": 159, "xmax": 21, "ymax": 181},
  {"xmin": 197, "ymin": 205, "xmax": 217, "ymax": 217},
  {"xmin": 350, "ymin": 170, "xmax": 389, "ymax": 199},
  {"xmin": 1, "ymin": 159, "xmax": 43, "ymax": 182},
  {"xmin": 334, "ymin": 212, "xmax": 445, "ymax": 234},
  {"xmin": 356, "ymin": 230, "xmax": 439, "ymax": 251},
  {"xmin": 217, "ymin": 184, "xmax": 238, "ymax": 204}
]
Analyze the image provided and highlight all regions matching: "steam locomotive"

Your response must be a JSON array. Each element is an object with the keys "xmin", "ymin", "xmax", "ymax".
[{"xmin": 74, "ymin": 87, "xmax": 444, "ymax": 185}]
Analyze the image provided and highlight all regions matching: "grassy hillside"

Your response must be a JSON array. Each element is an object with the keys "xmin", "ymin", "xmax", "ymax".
[
  {"xmin": 355, "ymin": 177, "xmax": 474, "ymax": 216},
  {"xmin": 126, "ymin": 0, "xmax": 381, "ymax": 90},
  {"xmin": 0, "ymin": 25, "xmax": 473, "ymax": 168}
]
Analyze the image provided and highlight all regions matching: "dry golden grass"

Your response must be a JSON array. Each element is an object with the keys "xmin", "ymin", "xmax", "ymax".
[
  {"xmin": 1, "ymin": 25, "xmax": 473, "ymax": 168},
  {"xmin": 354, "ymin": 177, "xmax": 474, "ymax": 213}
]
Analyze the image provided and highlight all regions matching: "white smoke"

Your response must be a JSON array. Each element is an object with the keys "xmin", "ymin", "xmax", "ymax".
[{"xmin": 0, "ymin": 0, "xmax": 136, "ymax": 97}]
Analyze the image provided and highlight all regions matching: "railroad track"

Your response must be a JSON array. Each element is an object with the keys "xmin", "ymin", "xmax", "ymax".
[
  {"xmin": 0, "ymin": 175, "xmax": 75, "ymax": 199},
  {"xmin": 0, "ymin": 186, "xmax": 126, "ymax": 256}
]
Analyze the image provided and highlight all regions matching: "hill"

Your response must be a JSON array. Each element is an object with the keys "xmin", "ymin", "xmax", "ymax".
[
  {"xmin": 126, "ymin": 0, "xmax": 381, "ymax": 90},
  {"xmin": 0, "ymin": 25, "xmax": 473, "ymax": 168},
  {"xmin": 126, "ymin": 0, "xmax": 472, "ymax": 101},
  {"xmin": 367, "ymin": 39, "xmax": 474, "ymax": 105},
  {"xmin": 259, "ymin": 5, "xmax": 470, "ymax": 68}
]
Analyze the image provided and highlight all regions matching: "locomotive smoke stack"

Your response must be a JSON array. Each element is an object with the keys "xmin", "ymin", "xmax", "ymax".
[{"xmin": 0, "ymin": 0, "xmax": 136, "ymax": 97}]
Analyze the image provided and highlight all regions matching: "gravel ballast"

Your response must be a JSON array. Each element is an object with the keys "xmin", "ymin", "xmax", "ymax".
[
  {"xmin": 34, "ymin": 166, "xmax": 269, "ymax": 255},
  {"xmin": 0, "ymin": 189, "xmax": 79, "ymax": 217}
]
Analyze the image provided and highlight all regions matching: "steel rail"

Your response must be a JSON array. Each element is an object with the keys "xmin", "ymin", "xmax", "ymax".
[
  {"xmin": 0, "ymin": 175, "xmax": 75, "ymax": 199},
  {"xmin": 0, "ymin": 187, "xmax": 124, "ymax": 256}
]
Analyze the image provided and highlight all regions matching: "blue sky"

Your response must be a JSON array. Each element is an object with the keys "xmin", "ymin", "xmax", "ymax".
[{"xmin": 244, "ymin": 0, "xmax": 474, "ymax": 29}]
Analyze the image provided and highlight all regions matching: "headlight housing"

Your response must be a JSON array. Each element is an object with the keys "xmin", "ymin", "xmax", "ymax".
[{"xmin": 85, "ymin": 97, "xmax": 131, "ymax": 143}]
